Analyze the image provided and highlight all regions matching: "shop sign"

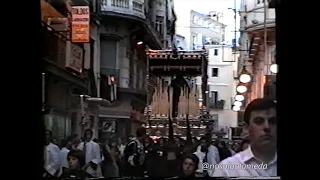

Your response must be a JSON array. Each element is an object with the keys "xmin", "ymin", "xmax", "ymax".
[
  {"xmin": 65, "ymin": 41, "xmax": 83, "ymax": 73},
  {"xmin": 102, "ymin": 121, "xmax": 116, "ymax": 133},
  {"xmin": 71, "ymin": 6, "xmax": 90, "ymax": 43}
]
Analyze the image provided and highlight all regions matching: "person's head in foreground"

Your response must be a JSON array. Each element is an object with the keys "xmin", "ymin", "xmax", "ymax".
[
  {"xmin": 181, "ymin": 154, "xmax": 199, "ymax": 177},
  {"xmin": 63, "ymin": 149, "xmax": 93, "ymax": 179},
  {"xmin": 67, "ymin": 149, "xmax": 85, "ymax": 170},
  {"xmin": 244, "ymin": 98, "xmax": 277, "ymax": 160}
]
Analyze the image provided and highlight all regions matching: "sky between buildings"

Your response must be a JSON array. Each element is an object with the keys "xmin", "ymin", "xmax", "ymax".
[{"xmin": 175, "ymin": 0, "xmax": 241, "ymax": 45}]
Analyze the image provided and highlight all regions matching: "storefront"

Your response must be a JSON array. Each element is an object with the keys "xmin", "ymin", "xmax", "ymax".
[{"xmin": 44, "ymin": 77, "xmax": 73, "ymax": 141}]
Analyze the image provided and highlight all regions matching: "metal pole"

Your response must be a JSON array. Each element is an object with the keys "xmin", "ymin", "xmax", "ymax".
[
  {"xmin": 146, "ymin": 48, "xmax": 151, "ymax": 127},
  {"xmin": 234, "ymin": 0, "xmax": 237, "ymax": 61},
  {"xmin": 263, "ymin": 0, "xmax": 268, "ymax": 98},
  {"xmin": 42, "ymin": 73, "xmax": 45, "ymax": 112},
  {"xmin": 206, "ymin": 91, "xmax": 209, "ymax": 111},
  {"xmin": 80, "ymin": 95, "xmax": 85, "ymax": 137}
]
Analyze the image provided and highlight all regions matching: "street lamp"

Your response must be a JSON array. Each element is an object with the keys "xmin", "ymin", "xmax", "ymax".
[
  {"xmin": 239, "ymin": 66, "xmax": 251, "ymax": 83},
  {"xmin": 232, "ymin": 105, "xmax": 240, "ymax": 112},
  {"xmin": 235, "ymin": 94, "xmax": 245, "ymax": 101},
  {"xmin": 270, "ymin": 64, "xmax": 278, "ymax": 74},
  {"xmin": 233, "ymin": 101, "xmax": 242, "ymax": 107},
  {"xmin": 236, "ymin": 85, "xmax": 247, "ymax": 93}
]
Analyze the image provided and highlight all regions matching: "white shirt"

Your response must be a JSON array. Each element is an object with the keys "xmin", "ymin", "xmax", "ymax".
[
  {"xmin": 195, "ymin": 145, "xmax": 220, "ymax": 176},
  {"xmin": 77, "ymin": 140, "xmax": 102, "ymax": 177},
  {"xmin": 59, "ymin": 147, "xmax": 70, "ymax": 168},
  {"xmin": 196, "ymin": 145, "xmax": 220, "ymax": 164},
  {"xmin": 212, "ymin": 146, "xmax": 277, "ymax": 177},
  {"xmin": 118, "ymin": 144, "xmax": 125, "ymax": 155},
  {"xmin": 44, "ymin": 143, "xmax": 61, "ymax": 176},
  {"xmin": 230, "ymin": 149, "xmax": 236, "ymax": 156},
  {"xmin": 193, "ymin": 151, "xmax": 206, "ymax": 174}
]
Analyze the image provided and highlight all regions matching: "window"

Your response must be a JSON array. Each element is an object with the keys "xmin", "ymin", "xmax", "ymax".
[
  {"xmin": 192, "ymin": 36, "xmax": 196, "ymax": 44},
  {"xmin": 214, "ymin": 49, "xmax": 218, "ymax": 56},
  {"xmin": 211, "ymin": 91, "xmax": 218, "ymax": 104},
  {"xmin": 156, "ymin": 16, "xmax": 164, "ymax": 36},
  {"xmin": 211, "ymin": 68, "xmax": 218, "ymax": 77},
  {"xmin": 193, "ymin": 15, "xmax": 198, "ymax": 23}
]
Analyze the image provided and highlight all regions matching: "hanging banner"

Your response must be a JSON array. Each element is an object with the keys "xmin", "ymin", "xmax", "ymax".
[{"xmin": 71, "ymin": 6, "xmax": 90, "ymax": 43}]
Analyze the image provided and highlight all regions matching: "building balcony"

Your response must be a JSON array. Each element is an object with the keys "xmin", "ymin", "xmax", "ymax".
[
  {"xmin": 244, "ymin": 2, "xmax": 275, "ymax": 32},
  {"xmin": 42, "ymin": 22, "xmax": 87, "ymax": 88},
  {"xmin": 209, "ymin": 100, "xmax": 225, "ymax": 110},
  {"xmin": 42, "ymin": 22, "xmax": 84, "ymax": 72},
  {"xmin": 99, "ymin": 0, "xmax": 145, "ymax": 20}
]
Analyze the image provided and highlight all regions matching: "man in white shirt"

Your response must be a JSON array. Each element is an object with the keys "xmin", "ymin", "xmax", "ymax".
[
  {"xmin": 77, "ymin": 129, "xmax": 102, "ymax": 177},
  {"xmin": 117, "ymin": 138, "xmax": 126, "ymax": 156},
  {"xmin": 213, "ymin": 98, "xmax": 277, "ymax": 177},
  {"xmin": 194, "ymin": 136, "xmax": 220, "ymax": 177},
  {"xmin": 44, "ymin": 130, "xmax": 61, "ymax": 177},
  {"xmin": 59, "ymin": 138, "xmax": 70, "ymax": 173}
]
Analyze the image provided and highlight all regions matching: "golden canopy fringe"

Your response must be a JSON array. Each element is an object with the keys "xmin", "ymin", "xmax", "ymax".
[{"xmin": 148, "ymin": 76, "xmax": 199, "ymax": 142}]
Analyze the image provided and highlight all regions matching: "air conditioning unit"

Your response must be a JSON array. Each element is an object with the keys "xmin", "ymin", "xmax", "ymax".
[{"xmin": 47, "ymin": 18, "xmax": 68, "ymax": 32}]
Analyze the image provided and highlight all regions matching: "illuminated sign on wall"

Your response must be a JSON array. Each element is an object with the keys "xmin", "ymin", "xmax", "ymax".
[{"xmin": 71, "ymin": 6, "xmax": 90, "ymax": 43}]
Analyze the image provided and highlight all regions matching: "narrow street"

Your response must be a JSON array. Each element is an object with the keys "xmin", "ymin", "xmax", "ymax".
[{"xmin": 42, "ymin": 0, "xmax": 278, "ymax": 178}]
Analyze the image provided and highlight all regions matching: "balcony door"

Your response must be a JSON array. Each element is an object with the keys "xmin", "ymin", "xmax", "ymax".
[{"xmin": 210, "ymin": 91, "xmax": 218, "ymax": 104}]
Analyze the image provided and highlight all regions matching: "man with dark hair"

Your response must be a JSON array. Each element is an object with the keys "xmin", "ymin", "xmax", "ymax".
[
  {"xmin": 44, "ymin": 130, "xmax": 61, "ymax": 177},
  {"xmin": 77, "ymin": 129, "xmax": 102, "ymax": 177},
  {"xmin": 123, "ymin": 127, "xmax": 147, "ymax": 177},
  {"xmin": 59, "ymin": 139, "xmax": 70, "ymax": 173},
  {"xmin": 194, "ymin": 136, "xmax": 219, "ymax": 177},
  {"xmin": 213, "ymin": 98, "xmax": 277, "ymax": 177},
  {"xmin": 68, "ymin": 133, "xmax": 80, "ymax": 150}
]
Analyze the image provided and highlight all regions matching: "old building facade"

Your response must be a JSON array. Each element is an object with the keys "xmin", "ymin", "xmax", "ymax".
[
  {"xmin": 42, "ymin": 0, "xmax": 175, "ymax": 141},
  {"xmin": 238, "ymin": 0, "xmax": 276, "ymax": 106},
  {"xmin": 237, "ymin": 0, "xmax": 276, "ymax": 138},
  {"xmin": 94, "ymin": 0, "xmax": 176, "ymax": 139}
]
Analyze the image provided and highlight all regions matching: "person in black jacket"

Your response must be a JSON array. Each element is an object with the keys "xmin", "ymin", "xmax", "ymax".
[
  {"xmin": 61, "ymin": 149, "xmax": 93, "ymax": 179},
  {"xmin": 217, "ymin": 141, "xmax": 232, "ymax": 161},
  {"xmin": 123, "ymin": 127, "xmax": 147, "ymax": 177}
]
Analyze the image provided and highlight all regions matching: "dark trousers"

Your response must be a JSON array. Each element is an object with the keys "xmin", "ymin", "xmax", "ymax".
[
  {"xmin": 166, "ymin": 160, "xmax": 180, "ymax": 177},
  {"xmin": 123, "ymin": 164, "xmax": 144, "ymax": 177}
]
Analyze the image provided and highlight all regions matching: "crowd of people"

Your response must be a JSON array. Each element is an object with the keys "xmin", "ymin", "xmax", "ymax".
[{"xmin": 43, "ymin": 98, "xmax": 277, "ymax": 179}]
